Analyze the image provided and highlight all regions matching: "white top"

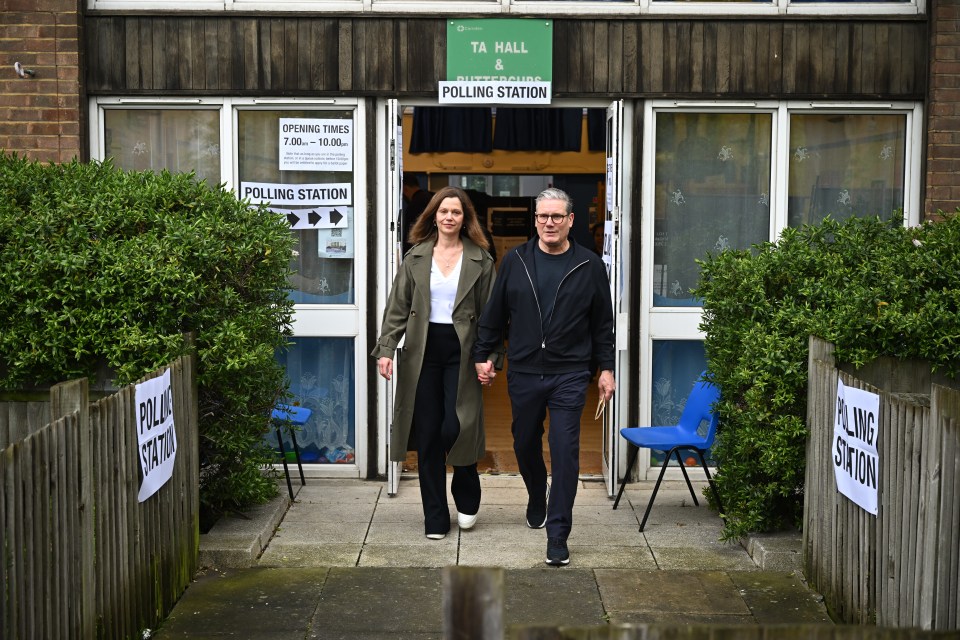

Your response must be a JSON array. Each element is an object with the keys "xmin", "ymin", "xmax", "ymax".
[{"xmin": 429, "ymin": 254, "xmax": 462, "ymax": 323}]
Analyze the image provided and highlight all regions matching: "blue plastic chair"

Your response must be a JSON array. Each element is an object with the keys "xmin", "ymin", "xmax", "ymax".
[
  {"xmin": 272, "ymin": 404, "xmax": 311, "ymax": 500},
  {"xmin": 612, "ymin": 375, "xmax": 724, "ymax": 532}
]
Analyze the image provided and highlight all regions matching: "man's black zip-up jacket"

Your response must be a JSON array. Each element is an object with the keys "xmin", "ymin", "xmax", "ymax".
[{"xmin": 472, "ymin": 237, "xmax": 615, "ymax": 375}]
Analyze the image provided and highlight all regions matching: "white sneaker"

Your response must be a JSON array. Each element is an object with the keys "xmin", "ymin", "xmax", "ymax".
[
  {"xmin": 425, "ymin": 532, "xmax": 446, "ymax": 540},
  {"xmin": 457, "ymin": 511, "xmax": 478, "ymax": 530}
]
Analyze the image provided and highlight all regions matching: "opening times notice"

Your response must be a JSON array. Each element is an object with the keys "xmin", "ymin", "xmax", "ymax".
[{"xmin": 279, "ymin": 118, "xmax": 353, "ymax": 172}]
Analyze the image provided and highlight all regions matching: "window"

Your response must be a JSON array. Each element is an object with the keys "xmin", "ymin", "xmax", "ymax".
[
  {"xmin": 237, "ymin": 109, "xmax": 357, "ymax": 304},
  {"xmin": 275, "ymin": 337, "xmax": 356, "ymax": 464},
  {"xmin": 653, "ymin": 111, "xmax": 772, "ymax": 306},
  {"xmin": 787, "ymin": 113, "xmax": 906, "ymax": 227},
  {"xmin": 102, "ymin": 108, "xmax": 221, "ymax": 184}
]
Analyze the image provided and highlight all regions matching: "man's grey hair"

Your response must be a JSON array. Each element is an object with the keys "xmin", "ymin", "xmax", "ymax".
[{"xmin": 535, "ymin": 188, "xmax": 573, "ymax": 214}]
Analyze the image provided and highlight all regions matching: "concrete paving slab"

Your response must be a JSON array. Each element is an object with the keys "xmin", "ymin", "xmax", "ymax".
[
  {"xmin": 571, "ymin": 503, "xmax": 641, "ymax": 525},
  {"xmin": 366, "ymin": 520, "xmax": 462, "ymax": 545},
  {"xmin": 369, "ymin": 501, "xmax": 431, "ymax": 522},
  {"xmin": 198, "ymin": 537, "xmax": 263, "ymax": 571},
  {"xmin": 650, "ymin": 546, "xmax": 759, "ymax": 571},
  {"xmin": 743, "ymin": 530, "xmax": 804, "ymax": 571},
  {"xmin": 567, "ymin": 524, "xmax": 649, "ymax": 546},
  {"xmin": 257, "ymin": 543, "xmax": 362, "ymax": 567},
  {"xmin": 727, "ymin": 571, "xmax": 832, "ymax": 624},
  {"xmin": 458, "ymin": 522, "xmax": 549, "ymax": 545},
  {"xmin": 594, "ymin": 569, "xmax": 752, "ymax": 617},
  {"xmin": 310, "ymin": 568, "xmax": 444, "ymax": 634},
  {"xmin": 503, "ymin": 569, "xmax": 606, "ymax": 627},
  {"xmin": 458, "ymin": 542, "xmax": 551, "ymax": 568},
  {"xmin": 155, "ymin": 567, "xmax": 328, "ymax": 638},
  {"xmin": 640, "ymin": 523, "xmax": 732, "ymax": 549},
  {"xmin": 270, "ymin": 519, "xmax": 370, "ymax": 543},
  {"xmin": 294, "ymin": 482, "xmax": 382, "ymax": 503},
  {"xmin": 358, "ymin": 543, "xmax": 459, "ymax": 567},
  {"xmin": 564, "ymin": 545, "xmax": 658, "ymax": 569},
  {"xmin": 283, "ymin": 500, "xmax": 376, "ymax": 523}
]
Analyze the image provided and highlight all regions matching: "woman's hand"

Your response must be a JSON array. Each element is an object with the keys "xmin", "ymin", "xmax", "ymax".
[{"xmin": 378, "ymin": 357, "xmax": 394, "ymax": 380}]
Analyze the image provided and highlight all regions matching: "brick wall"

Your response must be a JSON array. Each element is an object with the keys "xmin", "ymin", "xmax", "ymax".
[
  {"xmin": 926, "ymin": 0, "xmax": 960, "ymax": 219},
  {"xmin": 0, "ymin": 0, "xmax": 83, "ymax": 164}
]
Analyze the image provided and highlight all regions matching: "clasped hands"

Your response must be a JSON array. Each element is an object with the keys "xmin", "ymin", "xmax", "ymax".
[{"xmin": 475, "ymin": 360, "xmax": 496, "ymax": 386}]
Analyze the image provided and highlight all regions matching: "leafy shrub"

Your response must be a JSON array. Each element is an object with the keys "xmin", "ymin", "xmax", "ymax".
[
  {"xmin": 0, "ymin": 153, "xmax": 295, "ymax": 517},
  {"xmin": 694, "ymin": 212, "xmax": 960, "ymax": 540}
]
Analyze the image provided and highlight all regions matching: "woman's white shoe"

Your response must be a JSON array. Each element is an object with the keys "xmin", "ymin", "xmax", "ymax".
[
  {"xmin": 425, "ymin": 532, "xmax": 446, "ymax": 540},
  {"xmin": 457, "ymin": 512, "xmax": 478, "ymax": 530}
]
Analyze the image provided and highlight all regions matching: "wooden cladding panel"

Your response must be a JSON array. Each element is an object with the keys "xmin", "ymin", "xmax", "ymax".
[{"xmin": 85, "ymin": 16, "xmax": 926, "ymax": 99}]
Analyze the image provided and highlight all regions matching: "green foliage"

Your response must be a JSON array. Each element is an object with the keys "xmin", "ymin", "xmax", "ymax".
[
  {"xmin": 694, "ymin": 212, "xmax": 960, "ymax": 540},
  {"xmin": 0, "ymin": 153, "xmax": 295, "ymax": 515}
]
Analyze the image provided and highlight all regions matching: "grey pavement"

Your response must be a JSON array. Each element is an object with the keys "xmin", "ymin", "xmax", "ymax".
[{"xmin": 155, "ymin": 475, "xmax": 830, "ymax": 639}]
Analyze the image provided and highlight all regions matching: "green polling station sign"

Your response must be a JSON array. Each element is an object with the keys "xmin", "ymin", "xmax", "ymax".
[{"xmin": 446, "ymin": 19, "xmax": 553, "ymax": 82}]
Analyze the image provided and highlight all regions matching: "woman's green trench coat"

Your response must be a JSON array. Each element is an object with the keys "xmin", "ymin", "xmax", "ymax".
[{"xmin": 371, "ymin": 237, "xmax": 497, "ymax": 466}]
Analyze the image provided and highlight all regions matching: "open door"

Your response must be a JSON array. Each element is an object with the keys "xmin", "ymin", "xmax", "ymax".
[
  {"xmin": 602, "ymin": 100, "xmax": 628, "ymax": 498},
  {"xmin": 384, "ymin": 99, "xmax": 404, "ymax": 495}
]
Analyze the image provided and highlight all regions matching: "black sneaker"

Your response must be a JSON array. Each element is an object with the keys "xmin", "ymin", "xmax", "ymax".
[
  {"xmin": 525, "ymin": 483, "xmax": 549, "ymax": 529},
  {"xmin": 546, "ymin": 537, "xmax": 569, "ymax": 566}
]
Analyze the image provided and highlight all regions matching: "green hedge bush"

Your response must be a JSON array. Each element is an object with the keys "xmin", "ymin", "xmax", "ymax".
[
  {"xmin": 694, "ymin": 212, "xmax": 960, "ymax": 540},
  {"xmin": 0, "ymin": 153, "xmax": 295, "ymax": 518}
]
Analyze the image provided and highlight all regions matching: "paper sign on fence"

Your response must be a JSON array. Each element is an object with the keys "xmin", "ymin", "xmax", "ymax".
[
  {"xmin": 833, "ymin": 377, "xmax": 880, "ymax": 515},
  {"xmin": 135, "ymin": 368, "xmax": 177, "ymax": 503}
]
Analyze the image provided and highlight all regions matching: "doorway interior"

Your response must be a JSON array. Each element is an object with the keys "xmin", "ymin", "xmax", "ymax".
[{"xmin": 396, "ymin": 104, "xmax": 609, "ymax": 476}]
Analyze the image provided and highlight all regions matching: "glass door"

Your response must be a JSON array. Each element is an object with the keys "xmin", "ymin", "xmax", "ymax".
[
  {"xmin": 640, "ymin": 104, "xmax": 775, "ymax": 479},
  {"xmin": 381, "ymin": 98, "xmax": 404, "ymax": 494},
  {"xmin": 602, "ymin": 100, "xmax": 629, "ymax": 498},
  {"xmin": 235, "ymin": 100, "xmax": 368, "ymax": 477}
]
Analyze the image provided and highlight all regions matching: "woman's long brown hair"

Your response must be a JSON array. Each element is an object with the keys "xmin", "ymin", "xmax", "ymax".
[{"xmin": 408, "ymin": 186, "xmax": 490, "ymax": 251}]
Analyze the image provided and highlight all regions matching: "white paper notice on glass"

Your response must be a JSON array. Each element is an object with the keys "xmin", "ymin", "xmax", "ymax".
[
  {"xmin": 279, "ymin": 118, "xmax": 353, "ymax": 172},
  {"xmin": 135, "ymin": 368, "xmax": 177, "ymax": 503},
  {"xmin": 833, "ymin": 377, "xmax": 880, "ymax": 516}
]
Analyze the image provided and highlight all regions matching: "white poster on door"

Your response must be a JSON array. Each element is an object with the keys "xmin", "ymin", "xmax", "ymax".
[
  {"xmin": 135, "ymin": 368, "xmax": 177, "ymax": 503},
  {"xmin": 278, "ymin": 118, "xmax": 353, "ymax": 172}
]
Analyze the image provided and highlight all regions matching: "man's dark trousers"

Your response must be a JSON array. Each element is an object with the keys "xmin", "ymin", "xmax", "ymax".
[{"xmin": 508, "ymin": 369, "xmax": 592, "ymax": 541}]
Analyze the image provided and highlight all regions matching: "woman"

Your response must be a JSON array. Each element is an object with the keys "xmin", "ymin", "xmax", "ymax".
[{"xmin": 372, "ymin": 186, "xmax": 497, "ymax": 539}]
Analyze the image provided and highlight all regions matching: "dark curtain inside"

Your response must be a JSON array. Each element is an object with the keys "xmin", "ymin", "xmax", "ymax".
[
  {"xmin": 492, "ymin": 108, "xmax": 583, "ymax": 151},
  {"xmin": 587, "ymin": 108, "xmax": 606, "ymax": 152},
  {"xmin": 409, "ymin": 107, "xmax": 493, "ymax": 153}
]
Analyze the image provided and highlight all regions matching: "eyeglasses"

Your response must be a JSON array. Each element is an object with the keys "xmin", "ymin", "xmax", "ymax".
[{"xmin": 534, "ymin": 212, "xmax": 569, "ymax": 224}]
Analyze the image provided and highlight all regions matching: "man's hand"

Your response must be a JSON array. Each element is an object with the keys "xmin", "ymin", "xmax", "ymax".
[
  {"xmin": 475, "ymin": 360, "xmax": 496, "ymax": 386},
  {"xmin": 598, "ymin": 369, "xmax": 615, "ymax": 402}
]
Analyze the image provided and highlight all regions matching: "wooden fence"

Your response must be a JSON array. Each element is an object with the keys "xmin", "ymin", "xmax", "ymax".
[
  {"xmin": 0, "ymin": 355, "xmax": 199, "ymax": 639},
  {"xmin": 804, "ymin": 336, "xmax": 960, "ymax": 630}
]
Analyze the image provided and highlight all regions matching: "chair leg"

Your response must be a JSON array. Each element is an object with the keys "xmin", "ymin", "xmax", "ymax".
[
  {"xmin": 673, "ymin": 448, "xmax": 700, "ymax": 506},
  {"xmin": 276, "ymin": 426, "xmax": 295, "ymax": 501},
  {"xmin": 612, "ymin": 445, "xmax": 638, "ymax": 510},
  {"xmin": 638, "ymin": 451, "xmax": 672, "ymax": 532},
  {"xmin": 290, "ymin": 429, "xmax": 306, "ymax": 486},
  {"xmin": 695, "ymin": 450, "xmax": 724, "ymax": 517}
]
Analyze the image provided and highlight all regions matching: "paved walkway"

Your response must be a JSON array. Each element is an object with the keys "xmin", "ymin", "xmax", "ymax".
[{"xmin": 154, "ymin": 475, "xmax": 831, "ymax": 639}]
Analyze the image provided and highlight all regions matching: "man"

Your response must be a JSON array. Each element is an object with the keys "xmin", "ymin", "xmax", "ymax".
[
  {"xmin": 473, "ymin": 187, "xmax": 616, "ymax": 567},
  {"xmin": 401, "ymin": 172, "xmax": 433, "ymax": 254}
]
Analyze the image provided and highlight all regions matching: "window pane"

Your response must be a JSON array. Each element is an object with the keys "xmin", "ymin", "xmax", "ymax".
[
  {"xmin": 788, "ymin": 113, "xmax": 906, "ymax": 227},
  {"xmin": 237, "ymin": 109, "xmax": 356, "ymax": 304},
  {"xmin": 103, "ymin": 109, "xmax": 221, "ymax": 184},
  {"xmin": 653, "ymin": 112, "xmax": 771, "ymax": 306},
  {"xmin": 650, "ymin": 340, "xmax": 711, "ymax": 466},
  {"xmin": 273, "ymin": 337, "xmax": 356, "ymax": 464}
]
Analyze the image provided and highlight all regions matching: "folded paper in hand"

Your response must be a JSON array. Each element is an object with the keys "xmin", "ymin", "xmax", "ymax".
[{"xmin": 594, "ymin": 396, "xmax": 607, "ymax": 421}]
